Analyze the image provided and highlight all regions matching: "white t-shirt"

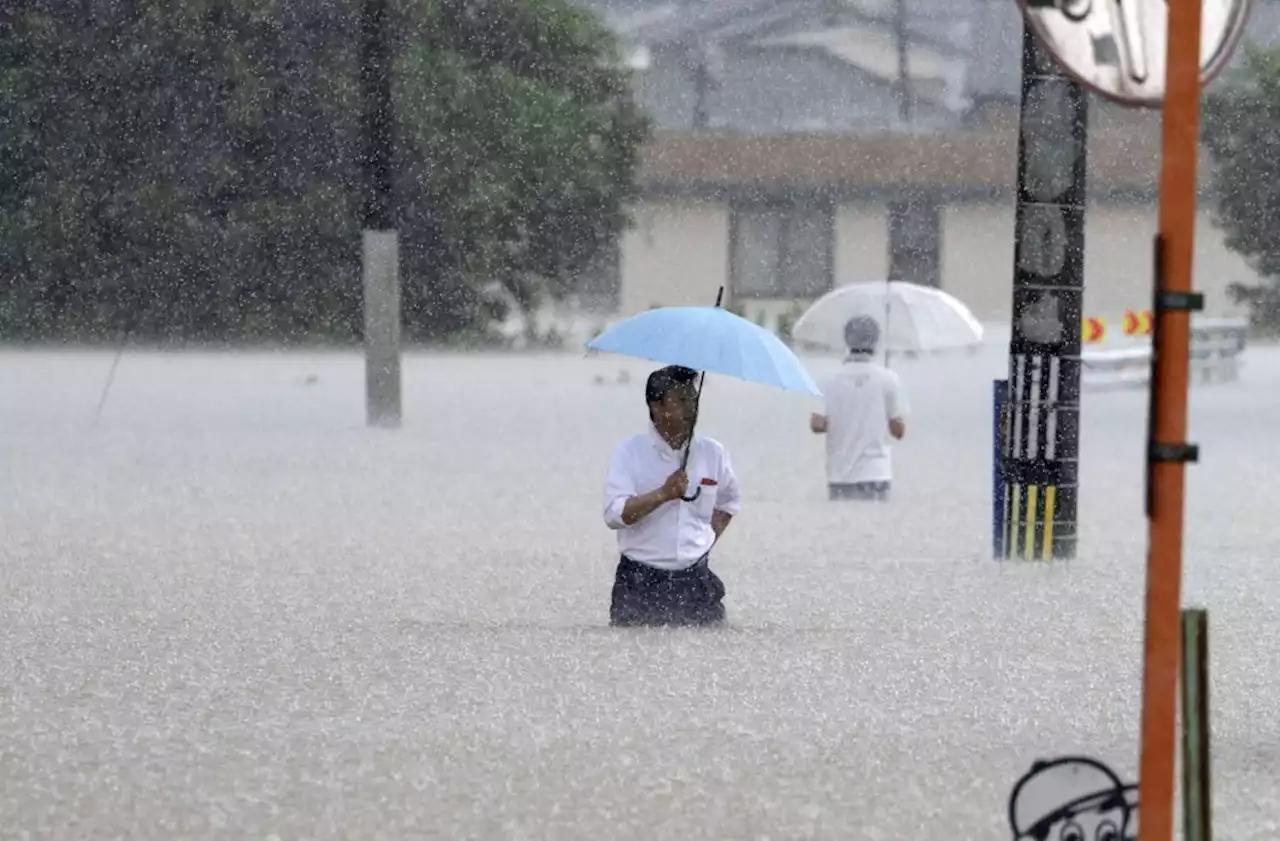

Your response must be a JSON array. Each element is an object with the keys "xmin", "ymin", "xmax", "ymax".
[{"xmin": 818, "ymin": 356, "xmax": 909, "ymax": 485}]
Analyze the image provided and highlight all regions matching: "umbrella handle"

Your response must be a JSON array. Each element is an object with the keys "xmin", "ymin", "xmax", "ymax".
[{"xmin": 678, "ymin": 370, "xmax": 708, "ymax": 502}]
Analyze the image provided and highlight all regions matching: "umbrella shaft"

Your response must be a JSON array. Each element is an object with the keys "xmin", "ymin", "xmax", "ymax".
[{"xmin": 681, "ymin": 369, "xmax": 709, "ymax": 470}]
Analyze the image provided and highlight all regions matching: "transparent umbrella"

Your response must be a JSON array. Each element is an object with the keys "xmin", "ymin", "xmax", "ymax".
[{"xmin": 791, "ymin": 280, "xmax": 985, "ymax": 364}]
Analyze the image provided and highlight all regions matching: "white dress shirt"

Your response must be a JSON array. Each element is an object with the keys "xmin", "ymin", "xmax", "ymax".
[
  {"xmin": 602, "ymin": 425, "xmax": 741, "ymax": 571},
  {"xmin": 818, "ymin": 357, "xmax": 909, "ymax": 484}
]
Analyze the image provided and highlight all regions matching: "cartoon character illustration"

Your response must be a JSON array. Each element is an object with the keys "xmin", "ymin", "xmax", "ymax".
[{"xmin": 1008, "ymin": 756, "xmax": 1139, "ymax": 841}]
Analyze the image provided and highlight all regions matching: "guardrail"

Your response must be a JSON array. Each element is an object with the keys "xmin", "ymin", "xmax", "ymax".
[{"xmin": 1081, "ymin": 317, "xmax": 1247, "ymax": 391}]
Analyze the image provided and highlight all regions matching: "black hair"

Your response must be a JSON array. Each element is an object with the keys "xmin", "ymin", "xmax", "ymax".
[{"xmin": 645, "ymin": 365, "xmax": 698, "ymax": 419}]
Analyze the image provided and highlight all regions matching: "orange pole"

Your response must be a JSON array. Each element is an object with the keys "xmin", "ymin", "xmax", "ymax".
[{"xmin": 1140, "ymin": 0, "xmax": 1203, "ymax": 838}]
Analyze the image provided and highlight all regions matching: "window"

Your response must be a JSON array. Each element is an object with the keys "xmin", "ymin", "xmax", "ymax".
[
  {"xmin": 888, "ymin": 197, "xmax": 942, "ymax": 287},
  {"xmin": 730, "ymin": 200, "xmax": 834, "ymax": 299}
]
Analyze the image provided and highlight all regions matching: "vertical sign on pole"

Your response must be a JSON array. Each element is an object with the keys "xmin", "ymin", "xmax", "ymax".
[
  {"xmin": 1000, "ymin": 23, "xmax": 1087, "ymax": 561},
  {"xmin": 1180, "ymin": 608, "xmax": 1212, "ymax": 841}
]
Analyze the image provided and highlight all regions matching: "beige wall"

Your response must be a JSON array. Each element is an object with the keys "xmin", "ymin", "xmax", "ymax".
[
  {"xmin": 734, "ymin": 204, "xmax": 894, "ymax": 330},
  {"xmin": 616, "ymin": 198, "xmax": 893, "ymax": 328},
  {"xmin": 942, "ymin": 202, "xmax": 1252, "ymax": 323},
  {"xmin": 618, "ymin": 197, "xmax": 1254, "ymax": 326},
  {"xmin": 619, "ymin": 199, "xmax": 728, "ymax": 315},
  {"xmin": 834, "ymin": 203, "xmax": 889, "ymax": 284}
]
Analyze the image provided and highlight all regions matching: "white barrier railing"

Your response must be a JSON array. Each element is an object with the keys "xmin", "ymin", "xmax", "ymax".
[{"xmin": 1081, "ymin": 317, "xmax": 1248, "ymax": 391}]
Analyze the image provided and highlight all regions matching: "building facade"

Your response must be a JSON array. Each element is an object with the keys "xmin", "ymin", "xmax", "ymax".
[
  {"xmin": 569, "ymin": 0, "xmax": 1280, "ymax": 329},
  {"xmin": 617, "ymin": 194, "xmax": 1252, "ymax": 328}
]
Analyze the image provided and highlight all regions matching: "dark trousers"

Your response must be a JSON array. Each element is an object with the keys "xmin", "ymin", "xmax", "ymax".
[
  {"xmin": 610, "ymin": 555, "xmax": 726, "ymax": 627},
  {"xmin": 829, "ymin": 481, "xmax": 891, "ymax": 501}
]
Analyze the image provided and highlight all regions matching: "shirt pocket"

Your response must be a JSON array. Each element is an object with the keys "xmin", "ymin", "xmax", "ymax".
[{"xmin": 692, "ymin": 480, "xmax": 718, "ymax": 521}]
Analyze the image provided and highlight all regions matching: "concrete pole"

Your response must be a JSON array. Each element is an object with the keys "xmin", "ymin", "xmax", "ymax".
[
  {"xmin": 363, "ymin": 230, "xmax": 401, "ymax": 428},
  {"xmin": 361, "ymin": 0, "xmax": 401, "ymax": 428}
]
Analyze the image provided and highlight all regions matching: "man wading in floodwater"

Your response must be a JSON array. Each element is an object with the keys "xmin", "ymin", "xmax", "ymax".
[
  {"xmin": 809, "ymin": 315, "xmax": 908, "ymax": 501},
  {"xmin": 602, "ymin": 365, "xmax": 741, "ymax": 627}
]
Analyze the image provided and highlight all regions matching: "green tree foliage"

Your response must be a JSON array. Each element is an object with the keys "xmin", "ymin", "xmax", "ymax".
[
  {"xmin": 1203, "ymin": 45, "xmax": 1280, "ymax": 332},
  {"xmin": 0, "ymin": 0, "xmax": 649, "ymax": 344}
]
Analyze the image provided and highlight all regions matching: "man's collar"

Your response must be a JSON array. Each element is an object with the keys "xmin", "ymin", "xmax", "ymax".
[
  {"xmin": 844, "ymin": 351, "xmax": 875, "ymax": 364},
  {"xmin": 648, "ymin": 423, "xmax": 687, "ymax": 457}
]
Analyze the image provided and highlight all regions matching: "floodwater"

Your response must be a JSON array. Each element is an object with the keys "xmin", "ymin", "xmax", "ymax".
[{"xmin": 2, "ymin": 339, "xmax": 1278, "ymax": 840}]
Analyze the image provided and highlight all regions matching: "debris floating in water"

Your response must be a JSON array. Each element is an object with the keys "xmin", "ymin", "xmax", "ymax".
[{"xmin": 592, "ymin": 369, "xmax": 632, "ymax": 386}]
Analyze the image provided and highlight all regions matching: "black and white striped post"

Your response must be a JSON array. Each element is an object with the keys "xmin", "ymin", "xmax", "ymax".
[{"xmin": 998, "ymin": 23, "xmax": 1088, "ymax": 561}]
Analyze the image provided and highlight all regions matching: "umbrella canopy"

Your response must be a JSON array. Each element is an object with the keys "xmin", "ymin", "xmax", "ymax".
[
  {"xmin": 791, "ymin": 281, "xmax": 984, "ymax": 354},
  {"xmin": 586, "ymin": 305, "xmax": 822, "ymax": 397}
]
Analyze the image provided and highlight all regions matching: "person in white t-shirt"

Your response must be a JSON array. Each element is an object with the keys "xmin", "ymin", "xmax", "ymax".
[
  {"xmin": 602, "ymin": 365, "xmax": 741, "ymax": 627},
  {"xmin": 809, "ymin": 315, "xmax": 908, "ymax": 501}
]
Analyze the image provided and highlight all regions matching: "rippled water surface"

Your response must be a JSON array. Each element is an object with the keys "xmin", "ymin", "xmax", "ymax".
[{"xmin": 2, "ymin": 341, "xmax": 1278, "ymax": 840}]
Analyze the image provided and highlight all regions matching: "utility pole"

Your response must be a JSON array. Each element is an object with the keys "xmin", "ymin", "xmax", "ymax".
[
  {"xmin": 360, "ymin": 0, "xmax": 402, "ymax": 428},
  {"xmin": 893, "ymin": 0, "xmax": 911, "ymax": 126},
  {"xmin": 691, "ymin": 40, "xmax": 712, "ymax": 130}
]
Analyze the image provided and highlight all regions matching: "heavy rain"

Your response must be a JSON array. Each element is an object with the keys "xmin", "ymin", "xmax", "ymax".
[{"xmin": 3, "ymin": 0, "xmax": 1279, "ymax": 839}]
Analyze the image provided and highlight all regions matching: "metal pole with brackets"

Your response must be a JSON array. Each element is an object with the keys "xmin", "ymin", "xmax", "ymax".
[{"xmin": 1140, "ymin": 2, "xmax": 1207, "ymax": 836}]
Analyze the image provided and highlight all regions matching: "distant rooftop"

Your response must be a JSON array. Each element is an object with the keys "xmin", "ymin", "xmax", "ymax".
[{"xmin": 574, "ymin": 0, "xmax": 1280, "ymax": 128}]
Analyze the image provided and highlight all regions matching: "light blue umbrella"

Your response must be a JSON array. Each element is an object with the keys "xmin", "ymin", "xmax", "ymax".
[
  {"xmin": 586, "ymin": 305, "xmax": 823, "ymax": 398},
  {"xmin": 586, "ymin": 292, "xmax": 821, "ymax": 501}
]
